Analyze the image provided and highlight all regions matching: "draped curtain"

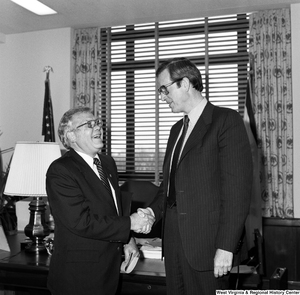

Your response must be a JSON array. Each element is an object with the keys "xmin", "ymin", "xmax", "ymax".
[
  {"xmin": 249, "ymin": 9, "xmax": 293, "ymax": 218},
  {"xmin": 72, "ymin": 28, "xmax": 101, "ymax": 115}
]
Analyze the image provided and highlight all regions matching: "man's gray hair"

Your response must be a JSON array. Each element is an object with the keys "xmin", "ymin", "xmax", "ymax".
[{"xmin": 58, "ymin": 107, "xmax": 93, "ymax": 149}]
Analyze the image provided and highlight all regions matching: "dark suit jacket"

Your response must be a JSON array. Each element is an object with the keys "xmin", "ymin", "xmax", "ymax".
[
  {"xmin": 46, "ymin": 148, "xmax": 131, "ymax": 295},
  {"xmin": 150, "ymin": 102, "xmax": 253, "ymax": 272}
]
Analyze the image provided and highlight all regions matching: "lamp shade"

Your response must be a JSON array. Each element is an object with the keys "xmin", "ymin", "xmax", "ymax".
[{"xmin": 4, "ymin": 141, "xmax": 61, "ymax": 197}]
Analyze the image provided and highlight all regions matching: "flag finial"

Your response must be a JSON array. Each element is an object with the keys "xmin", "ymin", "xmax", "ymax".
[{"xmin": 43, "ymin": 66, "xmax": 53, "ymax": 73}]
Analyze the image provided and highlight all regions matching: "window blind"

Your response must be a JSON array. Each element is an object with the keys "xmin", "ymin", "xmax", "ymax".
[{"xmin": 100, "ymin": 14, "xmax": 249, "ymax": 183}]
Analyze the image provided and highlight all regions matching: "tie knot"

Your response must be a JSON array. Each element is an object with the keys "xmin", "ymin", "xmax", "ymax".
[
  {"xmin": 183, "ymin": 115, "xmax": 189, "ymax": 126},
  {"xmin": 94, "ymin": 158, "xmax": 101, "ymax": 165}
]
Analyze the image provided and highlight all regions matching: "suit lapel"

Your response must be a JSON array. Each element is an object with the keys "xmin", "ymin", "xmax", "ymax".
[
  {"xmin": 68, "ymin": 149, "xmax": 119, "ymax": 214},
  {"xmin": 178, "ymin": 102, "xmax": 214, "ymax": 166}
]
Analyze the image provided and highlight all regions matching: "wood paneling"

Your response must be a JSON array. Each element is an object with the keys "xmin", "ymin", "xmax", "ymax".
[{"xmin": 263, "ymin": 218, "xmax": 300, "ymax": 282}]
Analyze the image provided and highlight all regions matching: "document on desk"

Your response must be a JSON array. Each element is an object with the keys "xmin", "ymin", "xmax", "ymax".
[{"xmin": 137, "ymin": 238, "xmax": 162, "ymax": 259}]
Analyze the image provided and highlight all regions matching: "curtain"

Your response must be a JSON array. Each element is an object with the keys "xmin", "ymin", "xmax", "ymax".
[
  {"xmin": 249, "ymin": 9, "xmax": 293, "ymax": 218},
  {"xmin": 72, "ymin": 28, "xmax": 101, "ymax": 115}
]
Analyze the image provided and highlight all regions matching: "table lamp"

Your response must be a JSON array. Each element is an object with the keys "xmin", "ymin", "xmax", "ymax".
[{"xmin": 4, "ymin": 141, "xmax": 61, "ymax": 253}]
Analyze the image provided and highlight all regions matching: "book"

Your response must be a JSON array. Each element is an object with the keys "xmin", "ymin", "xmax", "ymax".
[{"xmin": 137, "ymin": 238, "xmax": 162, "ymax": 260}]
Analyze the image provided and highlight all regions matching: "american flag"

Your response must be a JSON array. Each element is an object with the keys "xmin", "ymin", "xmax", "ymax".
[
  {"xmin": 42, "ymin": 69, "xmax": 55, "ymax": 142},
  {"xmin": 243, "ymin": 68, "xmax": 262, "ymax": 248},
  {"xmin": 243, "ymin": 70, "xmax": 257, "ymax": 144}
]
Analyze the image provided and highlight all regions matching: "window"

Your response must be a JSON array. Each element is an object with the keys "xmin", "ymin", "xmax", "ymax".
[{"xmin": 100, "ymin": 14, "xmax": 249, "ymax": 183}]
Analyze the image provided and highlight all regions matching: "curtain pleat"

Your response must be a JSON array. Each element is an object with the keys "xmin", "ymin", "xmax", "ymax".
[
  {"xmin": 249, "ymin": 9, "xmax": 293, "ymax": 218},
  {"xmin": 72, "ymin": 28, "xmax": 101, "ymax": 115}
]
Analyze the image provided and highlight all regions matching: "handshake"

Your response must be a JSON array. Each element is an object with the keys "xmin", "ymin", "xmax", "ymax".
[{"xmin": 130, "ymin": 208, "xmax": 155, "ymax": 234}]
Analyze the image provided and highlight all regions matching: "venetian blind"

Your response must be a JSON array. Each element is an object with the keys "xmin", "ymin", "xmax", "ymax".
[{"xmin": 100, "ymin": 14, "xmax": 249, "ymax": 183}]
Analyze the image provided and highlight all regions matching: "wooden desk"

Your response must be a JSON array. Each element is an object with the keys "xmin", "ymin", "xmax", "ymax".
[
  {"xmin": 0, "ymin": 233, "xmax": 166, "ymax": 295},
  {"xmin": 119, "ymin": 256, "xmax": 166, "ymax": 295}
]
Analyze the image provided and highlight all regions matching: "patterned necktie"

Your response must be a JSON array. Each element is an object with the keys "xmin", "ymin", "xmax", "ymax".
[
  {"xmin": 168, "ymin": 115, "xmax": 189, "ymax": 207},
  {"xmin": 93, "ymin": 158, "xmax": 112, "ymax": 194}
]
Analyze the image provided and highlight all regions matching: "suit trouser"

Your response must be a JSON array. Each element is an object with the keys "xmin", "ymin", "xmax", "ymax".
[{"xmin": 164, "ymin": 206, "xmax": 229, "ymax": 295}]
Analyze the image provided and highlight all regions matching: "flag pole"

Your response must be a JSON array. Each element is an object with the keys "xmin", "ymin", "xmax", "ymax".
[{"xmin": 42, "ymin": 66, "xmax": 56, "ymax": 231}]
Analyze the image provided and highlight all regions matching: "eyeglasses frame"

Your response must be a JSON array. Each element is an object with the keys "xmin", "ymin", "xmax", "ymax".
[
  {"xmin": 157, "ymin": 78, "xmax": 184, "ymax": 97},
  {"xmin": 76, "ymin": 118, "xmax": 103, "ymax": 130}
]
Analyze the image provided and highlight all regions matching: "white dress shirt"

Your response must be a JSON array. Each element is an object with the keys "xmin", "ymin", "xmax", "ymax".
[{"xmin": 75, "ymin": 150, "xmax": 119, "ymax": 215}]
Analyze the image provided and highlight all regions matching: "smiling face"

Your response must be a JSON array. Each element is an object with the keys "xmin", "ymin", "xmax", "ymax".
[
  {"xmin": 68, "ymin": 112, "xmax": 104, "ymax": 157},
  {"xmin": 157, "ymin": 69, "xmax": 188, "ymax": 113}
]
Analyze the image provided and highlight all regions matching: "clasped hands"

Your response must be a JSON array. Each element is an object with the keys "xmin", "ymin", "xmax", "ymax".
[{"xmin": 130, "ymin": 208, "xmax": 155, "ymax": 234}]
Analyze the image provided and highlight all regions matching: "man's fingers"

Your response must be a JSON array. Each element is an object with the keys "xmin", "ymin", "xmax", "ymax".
[{"xmin": 214, "ymin": 266, "xmax": 231, "ymax": 278}]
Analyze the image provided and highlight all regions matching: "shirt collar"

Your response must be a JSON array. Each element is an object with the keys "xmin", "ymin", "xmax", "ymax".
[
  {"xmin": 74, "ymin": 150, "xmax": 98, "ymax": 168},
  {"xmin": 186, "ymin": 97, "xmax": 208, "ymax": 127}
]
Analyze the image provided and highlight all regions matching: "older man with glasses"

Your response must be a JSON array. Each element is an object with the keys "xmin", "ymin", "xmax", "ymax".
[
  {"xmin": 46, "ymin": 107, "xmax": 153, "ymax": 295},
  {"xmin": 140, "ymin": 57, "xmax": 253, "ymax": 294}
]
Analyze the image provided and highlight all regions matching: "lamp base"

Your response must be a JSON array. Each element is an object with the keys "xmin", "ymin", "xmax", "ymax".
[
  {"xmin": 24, "ymin": 240, "xmax": 48, "ymax": 253},
  {"xmin": 24, "ymin": 197, "xmax": 50, "ymax": 253}
]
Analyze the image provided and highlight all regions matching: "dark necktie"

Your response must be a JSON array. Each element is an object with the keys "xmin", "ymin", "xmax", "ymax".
[
  {"xmin": 168, "ymin": 115, "xmax": 189, "ymax": 208},
  {"xmin": 93, "ymin": 158, "xmax": 112, "ymax": 194}
]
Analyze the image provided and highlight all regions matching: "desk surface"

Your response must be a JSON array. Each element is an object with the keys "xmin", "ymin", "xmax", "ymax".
[{"xmin": 0, "ymin": 232, "xmax": 166, "ymax": 291}]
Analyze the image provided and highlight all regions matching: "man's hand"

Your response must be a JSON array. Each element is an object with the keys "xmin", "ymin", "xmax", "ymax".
[
  {"xmin": 136, "ymin": 208, "xmax": 155, "ymax": 234},
  {"xmin": 130, "ymin": 208, "xmax": 155, "ymax": 233},
  {"xmin": 213, "ymin": 248, "xmax": 233, "ymax": 277}
]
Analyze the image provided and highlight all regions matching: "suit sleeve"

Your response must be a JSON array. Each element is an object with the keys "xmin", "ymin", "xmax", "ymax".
[
  {"xmin": 215, "ymin": 110, "xmax": 253, "ymax": 252},
  {"xmin": 46, "ymin": 161, "xmax": 131, "ymax": 243},
  {"xmin": 149, "ymin": 181, "xmax": 165, "ymax": 220},
  {"xmin": 149, "ymin": 121, "xmax": 181, "ymax": 220}
]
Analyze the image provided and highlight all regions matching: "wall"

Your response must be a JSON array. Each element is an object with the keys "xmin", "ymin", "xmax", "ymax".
[{"xmin": 0, "ymin": 28, "xmax": 72, "ymax": 167}]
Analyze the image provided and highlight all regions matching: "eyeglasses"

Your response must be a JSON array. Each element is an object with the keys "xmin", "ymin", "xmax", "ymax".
[
  {"xmin": 76, "ymin": 119, "xmax": 103, "ymax": 129},
  {"xmin": 157, "ymin": 78, "xmax": 183, "ymax": 98}
]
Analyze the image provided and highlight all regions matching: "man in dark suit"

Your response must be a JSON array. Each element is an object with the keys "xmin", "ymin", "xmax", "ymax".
[
  {"xmin": 46, "ymin": 107, "xmax": 153, "ymax": 295},
  {"xmin": 139, "ymin": 58, "xmax": 253, "ymax": 294}
]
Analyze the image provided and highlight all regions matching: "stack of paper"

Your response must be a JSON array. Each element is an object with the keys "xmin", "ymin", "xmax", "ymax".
[{"xmin": 137, "ymin": 238, "xmax": 162, "ymax": 259}]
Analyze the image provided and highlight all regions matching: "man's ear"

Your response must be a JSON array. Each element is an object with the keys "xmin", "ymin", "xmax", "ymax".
[
  {"xmin": 181, "ymin": 77, "xmax": 190, "ymax": 92},
  {"xmin": 67, "ymin": 130, "xmax": 76, "ymax": 143}
]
